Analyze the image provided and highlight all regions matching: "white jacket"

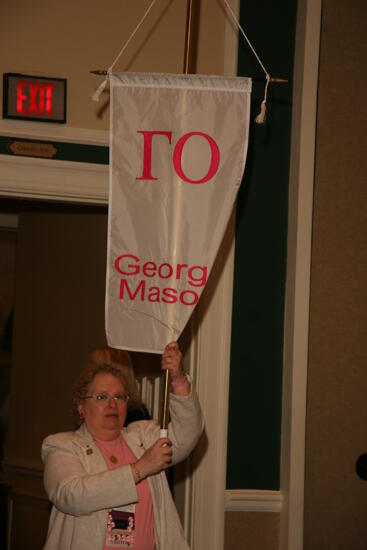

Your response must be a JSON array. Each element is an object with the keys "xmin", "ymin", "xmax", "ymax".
[{"xmin": 42, "ymin": 386, "xmax": 203, "ymax": 550}]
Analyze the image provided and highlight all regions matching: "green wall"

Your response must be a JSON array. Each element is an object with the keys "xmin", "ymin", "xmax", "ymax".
[{"xmin": 227, "ymin": 0, "xmax": 298, "ymax": 490}]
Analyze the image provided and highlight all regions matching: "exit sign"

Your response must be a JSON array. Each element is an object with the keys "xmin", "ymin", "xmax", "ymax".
[{"xmin": 3, "ymin": 73, "xmax": 67, "ymax": 123}]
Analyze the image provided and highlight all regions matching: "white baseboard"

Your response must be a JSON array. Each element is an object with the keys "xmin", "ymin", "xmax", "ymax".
[{"xmin": 225, "ymin": 489, "xmax": 283, "ymax": 513}]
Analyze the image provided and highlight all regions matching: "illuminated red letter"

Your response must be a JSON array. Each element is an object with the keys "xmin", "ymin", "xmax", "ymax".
[
  {"xmin": 173, "ymin": 132, "xmax": 220, "ymax": 184},
  {"xmin": 16, "ymin": 81, "xmax": 28, "ymax": 114},
  {"xmin": 136, "ymin": 131, "xmax": 172, "ymax": 181},
  {"xmin": 39, "ymin": 84, "xmax": 45, "ymax": 115},
  {"xmin": 28, "ymin": 82, "xmax": 39, "ymax": 114},
  {"xmin": 45, "ymin": 83, "xmax": 54, "ymax": 115}
]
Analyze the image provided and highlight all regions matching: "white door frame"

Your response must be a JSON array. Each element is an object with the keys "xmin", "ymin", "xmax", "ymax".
[{"xmin": 280, "ymin": 0, "xmax": 322, "ymax": 549}]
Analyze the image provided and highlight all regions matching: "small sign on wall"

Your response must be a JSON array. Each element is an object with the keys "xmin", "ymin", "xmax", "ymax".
[{"xmin": 3, "ymin": 73, "xmax": 67, "ymax": 123}]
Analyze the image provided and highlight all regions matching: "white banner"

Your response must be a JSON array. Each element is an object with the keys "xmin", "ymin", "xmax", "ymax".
[{"xmin": 106, "ymin": 72, "xmax": 251, "ymax": 353}]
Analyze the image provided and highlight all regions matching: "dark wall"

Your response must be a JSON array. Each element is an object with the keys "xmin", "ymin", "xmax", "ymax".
[
  {"xmin": 227, "ymin": 0, "xmax": 298, "ymax": 490},
  {"xmin": 5, "ymin": 202, "xmax": 108, "ymax": 470}
]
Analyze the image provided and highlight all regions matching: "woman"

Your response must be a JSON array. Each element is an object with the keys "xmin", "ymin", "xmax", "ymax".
[
  {"xmin": 42, "ymin": 342, "xmax": 203, "ymax": 550},
  {"xmin": 88, "ymin": 345, "xmax": 151, "ymax": 424}
]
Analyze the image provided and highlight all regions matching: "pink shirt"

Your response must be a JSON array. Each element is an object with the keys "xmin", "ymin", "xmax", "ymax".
[{"xmin": 96, "ymin": 435, "xmax": 155, "ymax": 550}]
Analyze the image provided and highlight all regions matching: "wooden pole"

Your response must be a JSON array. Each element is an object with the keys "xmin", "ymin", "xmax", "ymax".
[
  {"xmin": 160, "ymin": 0, "xmax": 195, "ymax": 433},
  {"xmin": 183, "ymin": 0, "xmax": 195, "ymax": 74}
]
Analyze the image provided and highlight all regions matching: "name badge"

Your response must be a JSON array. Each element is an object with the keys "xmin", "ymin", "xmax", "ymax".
[{"xmin": 106, "ymin": 509, "xmax": 135, "ymax": 547}]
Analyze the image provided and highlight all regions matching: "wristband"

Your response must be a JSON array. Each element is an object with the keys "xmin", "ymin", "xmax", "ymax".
[
  {"xmin": 132, "ymin": 463, "xmax": 142, "ymax": 484},
  {"xmin": 170, "ymin": 374, "xmax": 187, "ymax": 387}
]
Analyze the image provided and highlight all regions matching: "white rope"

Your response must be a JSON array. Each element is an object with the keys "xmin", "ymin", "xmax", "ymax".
[
  {"xmin": 92, "ymin": 0, "xmax": 158, "ymax": 102},
  {"xmin": 93, "ymin": 0, "xmax": 272, "ymax": 124},
  {"xmin": 108, "ymin": 0, "xmax": 158, "ymax": 73},
  {"xmin": 222, "ymin": 0, "xmax": 271, "ymax": 124}
]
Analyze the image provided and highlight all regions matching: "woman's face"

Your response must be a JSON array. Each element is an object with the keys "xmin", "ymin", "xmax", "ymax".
[{"xmin": 77, "ymin": 373, "xmax": 128, "ymax": 441}]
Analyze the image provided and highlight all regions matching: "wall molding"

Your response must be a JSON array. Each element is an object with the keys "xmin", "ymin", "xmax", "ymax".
[
  {"xmin": 280, "ymin": 0, "xmax": 322, "ymax": 549},
  {"xmin": 225, "ymin": 490, "xmax": 283, "ymax": 513},
  {"xmin": 0, "ymin": 119, "xmax": 109, "ymax": 146},
  {"xmin": 190, "ymin": 211, "xmax": 236, "ymax": 550},
  {"xmin": 0, "ymin": 154, "xmax": 108, "ymax": 204}
]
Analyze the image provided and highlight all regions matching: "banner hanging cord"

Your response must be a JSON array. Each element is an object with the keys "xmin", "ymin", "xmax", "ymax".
[
  {"xmin": 92, "ymin": 0, "xmax": 281, "ymax": 123},
  {"xmin": 222, "ymin": 0, "xmax": 270, "ymax": 123},
  {"xmin": 92, "ymin": 0, "xmax": 158, "ymax": 102}
]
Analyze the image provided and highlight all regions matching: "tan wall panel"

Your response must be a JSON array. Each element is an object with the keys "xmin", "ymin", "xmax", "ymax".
[
  {"xmin": 225, "ymin": 512, "xmax": 280, "ymax": 550},
  {"xmin": 304, "ymin": 0, "xmax": 367, "ymax": 547},
  {"xmin": 0, "ymin": 0, "xmax": 229, "ymax": 130},
  {"xmin": 195, "ymin": 0, "xmax": 226, "ymax": 75}
]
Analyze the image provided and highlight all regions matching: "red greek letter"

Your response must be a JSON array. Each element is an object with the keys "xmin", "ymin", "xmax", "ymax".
[
  {"xmin": 136, "ymin": 131, "xmax": 172, "ymax": 181},
  {"xmin": 173, "ymin": 132, "xmax": 220, "ymax": 184}
]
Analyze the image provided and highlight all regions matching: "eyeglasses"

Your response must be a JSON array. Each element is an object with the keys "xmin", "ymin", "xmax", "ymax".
[{"xmin": 84, "ymin": 393, "xmax": 129, "ymax": 405}]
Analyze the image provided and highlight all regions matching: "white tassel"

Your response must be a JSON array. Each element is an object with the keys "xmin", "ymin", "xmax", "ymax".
[
  {"xmin": 92, "ymin": 77, "xmax": 108, "ymax": 102},
  {"xmin": 255, "ymin": 100, "xmax": 267, "ymax": 124},
  {"xmin": 255, "ymin": 74, "xmax": 270, "ymax": 125}
]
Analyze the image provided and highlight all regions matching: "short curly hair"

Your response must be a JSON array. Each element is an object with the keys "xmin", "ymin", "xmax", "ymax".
[{"xmin": 71, "ymin": 349, "xmax": 142, "ymax": 426}]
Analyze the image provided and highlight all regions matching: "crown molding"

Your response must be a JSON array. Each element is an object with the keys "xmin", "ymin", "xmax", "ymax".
[
  {"xmin": 0, "ymin": 119, "xmax": 109, "ymax": 146},
  {"xmin": 0, "ymin": 154, "xmax": 108, "ymax": 204}
]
